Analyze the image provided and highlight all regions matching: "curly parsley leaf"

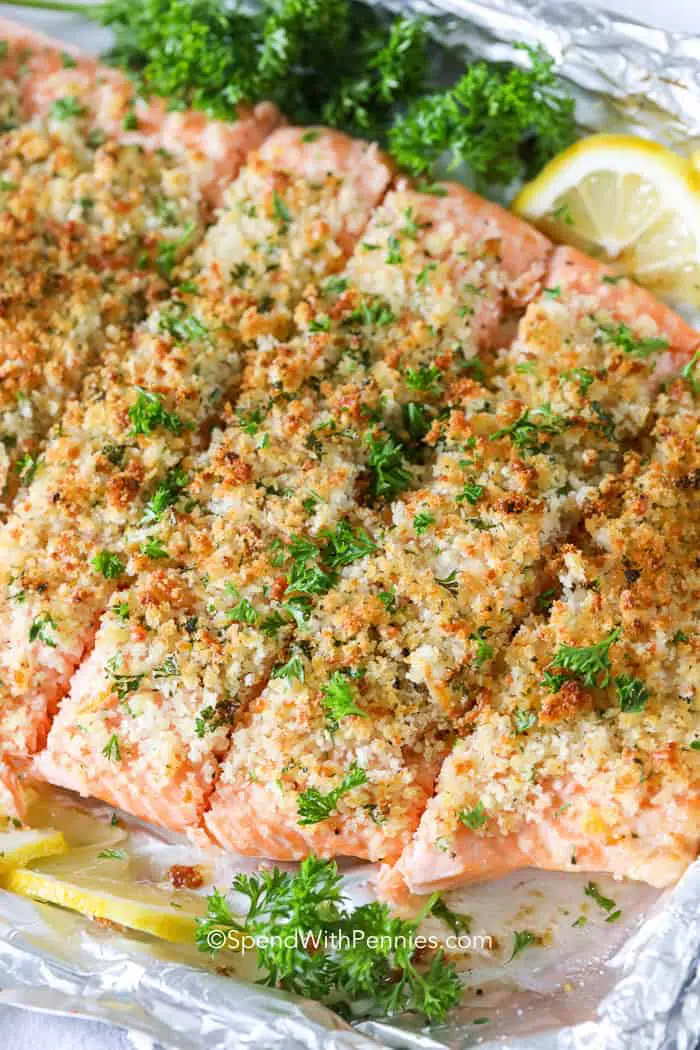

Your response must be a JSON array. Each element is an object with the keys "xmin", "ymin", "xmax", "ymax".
[
  {"xmin": 128, "ymin": 387, "xmax": 186, "ymax": 436},
  {"xmin": 389, "ymin": 45, "xmax": 575, "ymax": 188},
  {"xmin": 91, "ymin": 550, "xmax": 126, "ymax": 579},
  {"xmin": 297, "ymin": 763, "xmax": 367, "ymax": 825},
  {"xmin": 543, "ymin": 627, "xmax": 621, "ymax": 692},
  {"xmin": 196, "ymin": 855, "xmax": 462, "ymax": 1022},
  {"xmin": 321, "ymin": 670, "xmax": 367, "ymax": 732}
]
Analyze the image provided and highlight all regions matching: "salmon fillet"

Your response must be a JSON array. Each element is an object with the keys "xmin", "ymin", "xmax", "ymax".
[
  {"xmin": 0, "ymin": 18, "xmax": 281, "ymax": 205},
  {"xmin": 0, "ymin": 126, "xmax": 207, "ymax": 514},
  {"xmin": 385, "ymin": 410, "xmax": 699, "ymax": 895},
  {"xmin": 36, "ymin": 180, "xmax": 551, "ymax": 838},
  {"xmin": 3, "ymin": 128, "xmax": 390, "ymax": 760}
]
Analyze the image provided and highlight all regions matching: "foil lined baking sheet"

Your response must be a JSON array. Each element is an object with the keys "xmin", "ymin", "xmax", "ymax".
[{"xmin": 0, "ymin": 2, "xmax": 698, "ymax": 1047}]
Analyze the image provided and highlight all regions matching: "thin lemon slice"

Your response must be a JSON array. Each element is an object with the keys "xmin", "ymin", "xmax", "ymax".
[
  {"xmin": 0, "ymin": 828, "xmax": 67, "ymax": 873},
  {"xmin": 24, "ymin": 791, "xmax": 127, "ymax": 851},
  {"xmin": 514, "ymin": 134, "xmax": 700, "ymax": 308},
  {"xmin": 3, "ymin": 847, "xmax": 207, "ymax": 943}
]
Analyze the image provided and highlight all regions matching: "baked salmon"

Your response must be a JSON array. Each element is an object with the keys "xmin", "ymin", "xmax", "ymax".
[
  {"xmin": 3, "ymin": 128, "xmax": 390, "ymax": 761},
  {"xmin": 0, "ymin": 18, "xmax": 281, "ymax": 205},
  {"xmin": 36, "ymin": 180, "xmax": 551, "ymax": 838},
  {"xmin": 385, "ymin": 410, "xmax": 699, "ymax": 895},
  {"xmin": 0, "ymin": 125, "xmax": 206, "ymax": 514}
]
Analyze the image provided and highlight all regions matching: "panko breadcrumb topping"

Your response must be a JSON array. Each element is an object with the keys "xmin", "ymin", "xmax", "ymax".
[{"xmin": 0, "ymin": 34, "xmax": 696, "ymax": 891}]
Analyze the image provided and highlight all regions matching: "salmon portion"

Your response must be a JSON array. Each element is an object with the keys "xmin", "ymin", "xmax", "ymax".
[
  {"xmin": 0, "ymin": 18, "xmax": 281, "ymax": 205},
  {"xmin": 0, "ymin": 127, "xmax": 206, "ymax": 514},
  {"xmin": 205, "ymin": 571, "xmax": 453, "ymax": 862},
  {"xmin": 36, "ymin": 176, "xmax": 548, "ymax": 837},
  {"xmin": 1, "ymin": 129, "xmax": 390, "ymax": 760},
  {"xmin": 545, "ymin": 246, "xmax": 699, "ymax": 377},
  {"xmin": 388, "ymin": 411, "xmax": 699, "ymax": 895},
  {"xmin": 35, "ymin": 547, "xmax": 293, "ymax": 833}
]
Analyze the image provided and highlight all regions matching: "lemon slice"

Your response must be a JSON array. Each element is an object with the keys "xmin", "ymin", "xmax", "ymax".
[
  {"xmin": 24, "ymin": 792, "xmax": 127, "ymax": 851},
  {"xmin": 0, "ymin": 827, "xmax": 67, "ymax": 873},
  {"xmin": 514, "ymin": 134, "xmax": 700, "ymax": 307},
  {"xmin": 3, "ymin": 846, "xmax": 207, "ymax": 943}
]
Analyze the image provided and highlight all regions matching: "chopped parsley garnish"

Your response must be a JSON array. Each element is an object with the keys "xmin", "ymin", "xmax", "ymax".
[
  {"xmin": 196, "ymin": 855, "xmax": 462, "ymax": 1022},
  {"xmin": 112, "ymin": 602, "xmax": 130, "ymax": 622},
  {"xmin": 297, "ymin": 764, "xmax": 367, "ymax": 825},
  {"xmin": 403, "ymin": 401, "xmax": 431, "ymax": 441},
  {"xmin": 672, "ymin": 630, "xmax": 689, "ymax": 644},
  {"xmin": 535, "ymin": 587, "xmax": 558, "ymax": 613},
  {"xmin": 156, "ymin": 221, "xmax": 195, "ymax": 278},
  {"xmin": 51, "ymin": 96, "xmax": 85, "ymax": 121},
  {"xmin": 308, "ymin": 315, "xmax": 331, "ymax": 333},
  {"xmin": 272, "ymin": 190, "xmax": 292, "ymax": 228},
  {"xmin": 543, "ymin": 627, "xmax": 621, "ymax": 692},
  {"xmin": 490, "ymin": 404, "xmax": 568, "ymax": 454},
  {"xmin": 413, "ymin": 511, "xmax": 435, "ymax": 535},
  {"xmin": 225, "ymin": 596, "xmax": 258, "ymax": 626},
  {"xmin": 158, "ymin": 310, "xmax": 209, "ymax": 344},
  {"xmin": 153, "ymin": 654, "xmax": 179, "ymax": 678},
  {"xmin": 101, "ymin": 734, "xmax": 121, "ymax": 762},
  {"xmin": 320, "ymin": 670, "xmax": 367, "ymax": 732},
  {"xmin": 365, "ymin": 432, "xmax": 412, "ymax": 501},
  {"xmin": 509, "ymin": 930, "xmax": 537, "ymax": 960},
  {"xmin": 615, "ymin": 674, "xmax": 650, "ymax": 713},
  {"xmin": 513, "ymin": 708, "xmax": 537, "ymax": 734},
  {"xmin": 128, "ymin": 387, "xmax": 185, "ymax": 436},
  {"xmin": 351, "ymin": 299, "xmax": 395, "ymax": 328},
  {"xmin": 319, "ymin": 521, "xmax": 376, "ymax": 568},
  {"xmin": 435, "ymin": 570, "xmax": 459, "ymax": 596},
  {"xmin": 29, "ymin": 612, "xmax": 57, "ymax": 648},
  {"xmin": 551, "ymin": 203, "xmax": 573, "ymax": 225},
  {"xmin": 195, "ymin": 698, "xmax": 237, "ymax": 738},
  {"xmin": 236, "ymin": 407, "xmax": 265, "ymax": 435},
  {"xmin": 404, "ymin": 363, "xmax": 441, "ymax": 391},
  {"xmin": 378, "ymin": 588, "xmax": 397, "ymax": 612},
  {"xmin": 561, "ymin": 367, "xmax": 594, "ymax": 396},
  {"xmin": 416, "ymin": 262, "xmax": 437, "ymax": 287},
  {"xmin": 385, "ymin": 234, "xmax": 402, "ymax": 265},
  {"xmin": 584, "ymin": 881, "xmax": 620, "ymax": 922},
  {"xmin": 431, "ymin": 896, "xmax": 471, "ymax": 935},
  {"xmin": 97, "ymin": 848, "xmax": 126, "ymax": 860},
  {"xmin": 141, "ymin": 537, "xmax": 169, "ymax": 559},
  {"xmin": 597, "ymin": 322, "xmax": 669, "ymax": 359},
  {"xmin": 470, "ymin": 626, "xmax": 493, "ymax": 668},
  {"xmin": 15, "ymin": 453, "xmax": 39, "ymax": 485},
  {"xmin": 271, "ymin": 649, "xmax": 305, "ymax": 683},
  {"xmin": 91, "ymin": 551, "xmax": 126, "ymax": 579},
  {"xmin": 105, "ymin": 657, "xmax": 145, "ymax": 701},
  {"xmin": 141, "ymin": 466, "xmax": 189, "ymax": 524},
  {"xmin": 456, "ymin": 480, "xmax": 484, "ymax": 506},
  {"xmin": 458, "ymin": 800, "xmax": 486, "ymax": 830}
]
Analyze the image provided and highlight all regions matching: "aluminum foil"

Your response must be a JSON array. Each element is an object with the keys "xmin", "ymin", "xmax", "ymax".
[{"xmin": 0, "ymin": 2, "xmax": 698, "ymax": 1048}]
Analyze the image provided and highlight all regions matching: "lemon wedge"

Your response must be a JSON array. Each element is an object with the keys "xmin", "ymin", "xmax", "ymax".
[
  {"xmin": 514, "ymin": 134, "xmax": 700, "ymax": 307},
  {"xmin": 3, "ymin": 846, "xmax": 207, "ymax": 944},
  {"xmin": 0, "ymin": 827, "xmax": 67, "ymax": 873}
]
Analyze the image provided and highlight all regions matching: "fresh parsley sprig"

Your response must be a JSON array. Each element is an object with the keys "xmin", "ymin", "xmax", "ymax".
[
  {"xmin": 389, "ymin": 45, "xmax": 575, "ymax": 188},
  {"xmin": 196, "ymin": 855, "xmax": 463, "ymax": 1022}
]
